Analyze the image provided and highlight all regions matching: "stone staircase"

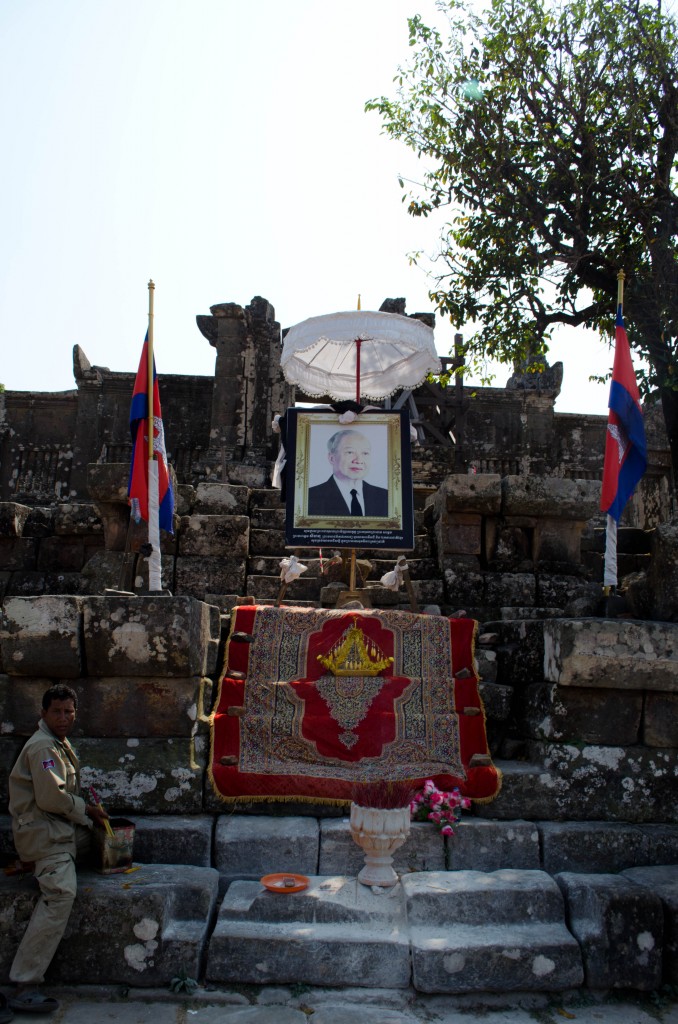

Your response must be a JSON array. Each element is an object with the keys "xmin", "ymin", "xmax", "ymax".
[
  {"xmin": 1, "ymin": 475, "xmax": 678, "ymax": 996},
  {"xmin": 2, "ymin": 814, "xmax": 677, "ymax": 991}
]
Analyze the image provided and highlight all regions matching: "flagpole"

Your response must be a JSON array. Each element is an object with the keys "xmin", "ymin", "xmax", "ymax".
[
  {"xmin": 147, "ymin": 280, "xmax": 155, "ymax": 461},
  {"xmin": 602, "ymin": 271, "xmax": 626, "ymax": 594},
  {"xmin": 147, "ymin": 279, "xmax": 162, "ymax": 591}
]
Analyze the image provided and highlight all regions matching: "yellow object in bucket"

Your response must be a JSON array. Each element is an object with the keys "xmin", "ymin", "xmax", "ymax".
[{"xmin": 93, "ymin": 818, "xmax": 135, "ymax": 874}]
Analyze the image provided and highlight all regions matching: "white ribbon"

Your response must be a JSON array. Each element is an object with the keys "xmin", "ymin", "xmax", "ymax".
[
  {"xmin": 280, "ymin": 555, "xmax": 308, "ymax": 583},
  {"xmin": 380, "ymin": 560, "xmax": 408, "ymax": 591}
]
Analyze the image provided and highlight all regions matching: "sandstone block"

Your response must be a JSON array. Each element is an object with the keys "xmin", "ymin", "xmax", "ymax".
[
  {"xmin": 448, "ymin": 819, "xmax": 540, "ymax": 871},
  {"xmin": 536, "ymin": 575, "xmax": 601, "ymax": 613},
  {"xmin": 5, "ymin": 573, "xmax": 45, "ymax": 597},
  {"xmin": 443, "ymin": 570, "xmax": 484, "ymax": 607},
  {"xmin": 194, "ymin": 482, "xmax": 249, "ymax": 516},
  {"xmin": 555, "ymin": 872, "xmax": 664, "ymax": 989},
  {"xmin": 214, "ymin": 816, "xmax": 319, "ymax": 888},
  {"xmin": 22, "ymin": 507, "xmax": 54, "ymax": 538},
  {"xmin": 501, "ymin": 476, "xmax": 600, "ymax": 519},
  {"xmin": 37, "ymin": 537, "xmax": 87, "ymax": 572},
  {"xmin": 82, "ymin": 595, "xmax": 218, "ymax": 677},
  {"xmin": 249, "ymin": 488, "xmax": 284, "ymax": 511},
  {"xmin": 0, "ymin": 538, "xmax": 38, "ymax": 571},
  {"xmin": 434, "ymin": 514, "xmax": 482, "ymax": 557},
  {"xmin": 530, "ymin": 742, "xmax": 678, "ymax": 822},
  {"xmin": 78, "ymin": 736, "xmax": 205, "ymax": 814},
  {"xmin": 485, "ymin": 573, "xmax": 535, "ymax": 608},
  {"xmin": 544, "ymin": 619, "xmax": 678, "ymax": 690},
  {"xmin": 404, "ymin": 869, "xmax": 583, "ymax": 993},
  {"xmin": 177, "ymin": 514, "xmax": 249, "ymax": 557},
  {"xmin": 478, "ymin": 681, "xmax": 512, "ymax": 720},
  {"xmin": 174, "ymin": 556, "xmax": 246, "ymax": 600},
  {"xmin": 206, "ymin": 876, "xmax": 411, "ymax": 988},
  {"xmin": 174, "ymin": 484, "xmax": 196, "ymax": 517},
  {"xmin": 643, "ymin": 513, "xmax": 678, "ymax": 622},
  {"xmin": 540, "ymin": 822, "xmax": 649, "ymax": 874},
  {"xmin": 54, "ymin": 503, "xmax": 103, "ymax": 536},
  {"xmin": 0, "ymin": 503, "xmax": 31, "ymax": 538},
  {"xmin": 132, "ymin": 814, "xmax": 214, "ymax": 866},
  {"xmin": 623, "ymin": 865, "xmax": 678, "ymax": 984},
  {"xmin": 533, "ymin": 519, "xmax": 585, "ymax": 566},
  {"xmin": 0, "ymin": 596, "xmax": 83, "ymax": 677},
  {"xmin": 433, "ymin": 474, "xmax": 502, "ymax": 516},
  {"xmin": 520, "ymin": 683, "xmax": 642, "ymax": 744},
  {"xmin": 250, "ymin": 507, "xmax": 286, "ymax": 530},
  {"xmin": 0, "ymin": 864, "xmax": 218, "ymax": 986},
  {"xmin": 223, "ymin": 463, "xmax": 271, "ymax": 489},
  {"xmin": 479, "ymin": 753, "xmax": 678, "ymax": 824},
  {"xmin": 86, "ymin": 463, "xmax": 130, "ymax": 503},
  {"xmin": 80, "ymin": 551, "xmax": 131, "ymax": 594},
  {"xmin": 482, "ymin": 619, "xmax": 545, "ymax": 687},
  {"xmin": 643, "ymin": 692, "xmax": 678, "ymax": 747}
]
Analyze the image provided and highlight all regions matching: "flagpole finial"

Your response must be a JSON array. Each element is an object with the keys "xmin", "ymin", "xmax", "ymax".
[
  {"xmin": 357, "ymin": 294, "xmax": 361, "ymax": 311},
  {"xmin": 617, "ymin": 270, "xmax": 625, "ymax": 308},
  {"xmin": 148, "ymin": 279, "xmax": 155, "ymax": 291}
]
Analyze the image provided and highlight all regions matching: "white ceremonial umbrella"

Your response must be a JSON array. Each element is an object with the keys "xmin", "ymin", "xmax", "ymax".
[{"xmin": 281, "ymin": 310, "xmax": 440, "ymax": 402}]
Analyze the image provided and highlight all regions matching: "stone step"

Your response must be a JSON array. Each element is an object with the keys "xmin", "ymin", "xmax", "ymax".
[
  {"xmin": 0, "ymin": 863, "xmax": 219, "ymax": 987},
  {"xmin": 5, "ymin": 814, "xmax": 677, "ymax": 881},
  {"xmin": 207, "ymin": 866, "xmax": 666, "ymax": 993},
  {"xmin": 404, "ymin": 869, "xmax": 583, "ymax": 993},
  {"xmin": 207, "ymin": 875, "xmax": 412, "ymax": 989}
]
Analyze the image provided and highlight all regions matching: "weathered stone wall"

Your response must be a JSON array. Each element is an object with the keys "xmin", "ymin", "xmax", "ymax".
[
  {"xmin": 1, "ymin": 294, "xmax": 671, "ymax": 527},
  {"xmin": 0, "ymin": 595, "xmax": 220, "ymax": 814}
]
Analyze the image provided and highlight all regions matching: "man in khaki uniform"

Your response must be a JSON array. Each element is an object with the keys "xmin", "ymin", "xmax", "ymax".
[{"xmin": 8, "ymin": 684, "xmax": 108, "ymax": 1013}]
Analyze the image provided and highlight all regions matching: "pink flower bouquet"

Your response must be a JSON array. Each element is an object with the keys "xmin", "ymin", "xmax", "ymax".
[{"xmin": 410, "ymin": 779, "xmax": 471, "ymax": 836}]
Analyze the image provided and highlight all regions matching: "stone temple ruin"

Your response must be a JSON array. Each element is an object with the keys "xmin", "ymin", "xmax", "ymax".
[{"xmin": 1, "ymin": 296, "xmax": 677, "ymax": 996}]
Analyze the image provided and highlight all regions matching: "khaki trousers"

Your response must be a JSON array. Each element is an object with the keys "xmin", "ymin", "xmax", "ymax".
[{"xmin": 10, "ymin": 825, "xmax": 91, "ymax": 986}]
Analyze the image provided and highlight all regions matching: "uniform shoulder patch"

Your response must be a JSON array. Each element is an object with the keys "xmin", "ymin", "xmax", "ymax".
[{"xmin": 41, "ymin": 758, "xmax": 55, "ymax": 770}]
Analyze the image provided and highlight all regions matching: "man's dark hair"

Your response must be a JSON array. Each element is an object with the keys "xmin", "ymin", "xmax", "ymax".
[{"xmin": 42, "ymin": 684, "xmax": 78, "ymax": 711}]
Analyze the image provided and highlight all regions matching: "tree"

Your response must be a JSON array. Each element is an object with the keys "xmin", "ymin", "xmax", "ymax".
[{"xmin": 366, "ymin": 0, "xmax": 678, "ymax": 488}]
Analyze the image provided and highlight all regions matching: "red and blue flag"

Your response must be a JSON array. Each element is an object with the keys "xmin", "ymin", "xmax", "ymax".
[
  {"xmin": 128, "ymin": 333, "xmax": 174, "ymax": 532},
  {"xmin": 600, "ymin": 306, "xmax": 647, "ymax": 522}
]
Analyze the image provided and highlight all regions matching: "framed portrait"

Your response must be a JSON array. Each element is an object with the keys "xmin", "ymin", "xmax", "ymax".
[{"xmin": 284, "ymin": 408, "xmax": 414, "ymax": 550}]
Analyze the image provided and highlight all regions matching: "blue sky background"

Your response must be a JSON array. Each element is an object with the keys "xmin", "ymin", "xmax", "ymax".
[{"xmin": 0, "ymin": 0, "xmax": 615, "ymax": 412}]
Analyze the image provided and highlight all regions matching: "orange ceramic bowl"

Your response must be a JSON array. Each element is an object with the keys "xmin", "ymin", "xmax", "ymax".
[{"xmin": 260, "ymin": 873, "xmax": 309, "ymax": 893}]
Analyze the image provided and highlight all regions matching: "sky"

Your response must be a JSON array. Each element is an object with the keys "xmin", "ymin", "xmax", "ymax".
[{"xmin": 0, "ymin": 0, "xmax": 616, "ymax": 414}]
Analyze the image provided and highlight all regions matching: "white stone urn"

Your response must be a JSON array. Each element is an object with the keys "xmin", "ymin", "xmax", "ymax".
[{"xmin": 349, "ymin": 802, "xmax": 411, "ymax": 887}]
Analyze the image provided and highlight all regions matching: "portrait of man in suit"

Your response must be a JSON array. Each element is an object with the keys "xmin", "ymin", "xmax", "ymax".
[{"xmin": 307, "ymin": 428, "xmax": 389, "ymax": 517}]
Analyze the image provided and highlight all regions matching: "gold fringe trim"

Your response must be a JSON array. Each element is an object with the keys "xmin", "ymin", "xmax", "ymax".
[{"xmin": 210, "ymin": 789, "xmax": 351, "ymax": 808}]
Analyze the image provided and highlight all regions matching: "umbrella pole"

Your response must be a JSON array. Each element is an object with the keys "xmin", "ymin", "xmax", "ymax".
[{"xmin": 355, "ymin": 338, "xmax": 361, "ymax": 402}]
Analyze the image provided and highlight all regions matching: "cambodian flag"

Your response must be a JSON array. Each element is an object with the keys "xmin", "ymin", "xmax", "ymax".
[
  {"xmin": 600, "ymin": 306, "xmax": 647, "ymax": 522},
  {"xmin": 128, "ymin": 333, "xmax": 174, "ymax": 532}
]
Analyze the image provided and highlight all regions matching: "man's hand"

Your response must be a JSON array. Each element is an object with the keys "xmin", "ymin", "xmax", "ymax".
[{"xmin": 85, "ymin": 803, "xmax": 110, "ymax": 826}]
